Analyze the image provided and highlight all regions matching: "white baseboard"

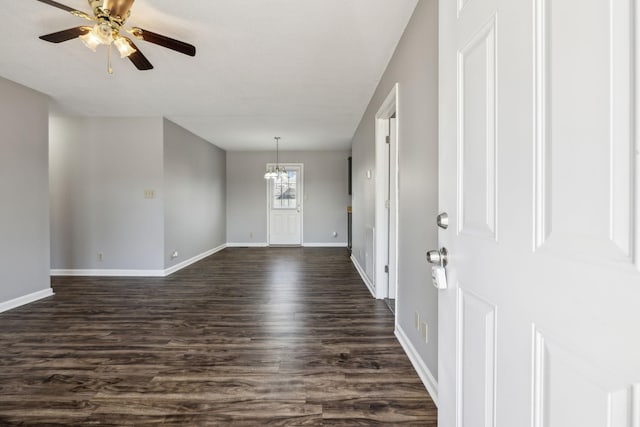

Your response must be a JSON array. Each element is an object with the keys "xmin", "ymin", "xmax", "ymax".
[
  {"xmin": 351, "ymin": 254, "xmax": 376, "ymax": 298},
  {"xmin": 51, "ymin": 244, "xmax": 227, "ymax": 278},
  {"xmin": 228, "ymin": 242, "xmax": 347, "ymax": 248},
  {"xmin": 51, "ymin": 269, "xmax": 165, "ymax": 277},
  {"xmin": 303, "ymin": 242, "xmax": 348, "ymax": 247},
  {"xmin": 164, "ymin": 244, "xmax": 226, "ymax": 276},
  {"xmin": 226, "ymin": 242, "xmax": 268, "ymax": 247},
  {"xmin": 0, "ymin": 288, "xmax": 54, "ymax": 314},
  {"xmin": 395, "ymin": 324, "xmax": 439, "ymax": 406}
]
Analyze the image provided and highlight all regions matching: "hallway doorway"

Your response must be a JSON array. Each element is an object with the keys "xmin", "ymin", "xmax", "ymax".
[{"xmin": 375, "ymin": 84, "xmax": 399, "ymax": 314}]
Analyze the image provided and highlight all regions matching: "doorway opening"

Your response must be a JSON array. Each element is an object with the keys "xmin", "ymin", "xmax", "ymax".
[{"xmin": 375, "ymin": 84, "xmax": 399, "ymax": 314}]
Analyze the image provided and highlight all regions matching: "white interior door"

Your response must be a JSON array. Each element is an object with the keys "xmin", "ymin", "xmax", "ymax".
[
  {"xmin": 388, "ymin": 117, "xmax": 398, "ymax": 304},
  {"xmin": 438, "ymin": 1, "xmax": 640, "ymax": 426},
  {"xmin": 268, "ymin": 164, "xmax": 302, "ymax": 246}
]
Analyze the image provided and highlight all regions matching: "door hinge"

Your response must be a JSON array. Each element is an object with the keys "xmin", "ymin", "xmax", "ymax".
[
  {"xmin": 385, "ymin": 265, "xmax": 389, "ymax": 273},
  {"xmin": 385, "ymin": 135, "xmax": 391, "ymax": 144}
]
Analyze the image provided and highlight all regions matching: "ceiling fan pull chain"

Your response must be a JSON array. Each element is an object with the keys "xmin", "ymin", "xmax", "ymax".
[{"xmin": 107, "ymin": 42, "xmax": 113, "ymax": 74}]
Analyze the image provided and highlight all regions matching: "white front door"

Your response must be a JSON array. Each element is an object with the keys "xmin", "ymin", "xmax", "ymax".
[
  {"xmin": 439, "ymin": 1, "xmax": 639, "ymax": 426},
  {"xmin": 268, "ymin": 164, "xmax": 303, "ymax": 246}
]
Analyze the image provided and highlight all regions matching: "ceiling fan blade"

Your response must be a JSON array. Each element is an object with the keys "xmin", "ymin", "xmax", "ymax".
[
  {"xmin": 39, "ymin": 26, "xmax": 92, "ymax": 43},
  {"xmin": 122, "ymin": 38, "xmax": 154, "ymax": 70},
  {"xmin": 129, "ymin": 27, "xmax": 196, "ymax": 57},
  {"xmin": 35, "ymin": 0, "xmax": 93, "ymax": 21}
]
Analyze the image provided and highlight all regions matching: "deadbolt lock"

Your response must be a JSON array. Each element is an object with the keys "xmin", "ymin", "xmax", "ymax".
[{"xmin": 437, "ymin": 212, "xmax": 449, "ymax": 230}]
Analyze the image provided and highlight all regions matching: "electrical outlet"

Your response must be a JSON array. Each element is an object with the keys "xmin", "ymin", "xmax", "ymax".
[
  {"xmin": 415, "ymin": 312, "xmax": 420, "ymax": 330},
  {"xmin": 97, "ymin": 252, "xmax": 103, "ymax": 262},
  {"xmin": 249, "ymin": 232, "xmax": 254, "ymax": 239},
  {"xmin": 422, "ymin": 321, "xmax": 429, "ymax": 344}
]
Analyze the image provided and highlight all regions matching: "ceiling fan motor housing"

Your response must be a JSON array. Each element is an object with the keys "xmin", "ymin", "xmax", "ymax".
[{"xmin": 89, "ymin": 0, "xmax": 134, "ymax": 27}]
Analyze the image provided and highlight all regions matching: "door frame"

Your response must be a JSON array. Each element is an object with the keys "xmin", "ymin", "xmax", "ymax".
[
  {"xmin": 266, "ymin": 163, "xmax": 304, "ymax": 246},
  {"xmin": 374, "ymin": 84, "xmax": 399, "ymax": 302}
]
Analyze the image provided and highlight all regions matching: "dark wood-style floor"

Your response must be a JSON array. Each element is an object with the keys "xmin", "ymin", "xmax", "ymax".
[{"xmin": 0, "ymin": 248, "xmax": 437, "ymax": 426}]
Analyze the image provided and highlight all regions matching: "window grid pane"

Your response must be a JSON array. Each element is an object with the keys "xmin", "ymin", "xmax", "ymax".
[{"xmin": 272, "ymin": 170, "xmax": 297, "ymax": 209}]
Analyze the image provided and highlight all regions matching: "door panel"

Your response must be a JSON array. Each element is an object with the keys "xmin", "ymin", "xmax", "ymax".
[
  {"xmin": 534, "ymin": 0, "xmax": 634, "ymax": 261},
  {"xmin": 458, "ymin": 17, "xmax": 497, "ymax": 240},
  {"xmin": 532, "ymin": 328, "xmax": 635, "ymax": 427},
  {"xmin": 270, "ymin": 213, "xmax": 299, "ymax": 244},
  {"xmin": 438, "ymin": 0, "xmax": 640, "ymax": 426},
  {"xmin": 458, "ymin": 289, "xmax": 496, "ymax": 427}
]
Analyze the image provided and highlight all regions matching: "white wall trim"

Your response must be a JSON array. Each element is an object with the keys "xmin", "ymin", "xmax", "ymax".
[
  {"xmin": 303, "ymin": 242, "xmax": 348, "ymax": 247},
  {"xmin": 0, "ymin": 288, "xmax": 54, "ymax": 314},
  {"xmin": 395, "ymin": 324, "xmax": 439, "ymax": 407},
  {"xmin": 164, "ymin": 244, "xmax": 227, "ymax": 276},
  {"xmin": 51, "ymin": 245, "xmax": 227, "ymax": 278},
  {"xmin": 351, "ymin": 254, "xmax": 376, "ymax": 298},
  {"xmin": 51, "ymin": 269, "xmax": 166, "ymax": 277},
  {"xmin": 226, "ymin": 242, "xmax": 269, "ymax": 247}
]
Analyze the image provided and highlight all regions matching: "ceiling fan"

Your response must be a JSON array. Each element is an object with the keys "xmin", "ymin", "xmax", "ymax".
[{"xmin": 36, "ymin": 0, "xmax": 196, "ymax": 72}]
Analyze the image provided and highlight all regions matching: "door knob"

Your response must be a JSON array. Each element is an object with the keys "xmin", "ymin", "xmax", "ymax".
[{"xmin": 426, "ymin": 247, "xmax": 448, "ymax": 267}]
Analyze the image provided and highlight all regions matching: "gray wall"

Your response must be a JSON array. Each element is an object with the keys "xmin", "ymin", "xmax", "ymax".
[
  {"xmin": 163, "ymin": 119, "xmax": 226, "ymax": 268},
  {"xmin": 227, "ymin": 150, "xmax": 351, "ymax": 245},
  {"xmin": 50, "ymin": 117, "xmax": 165, "ymax": 270},
  {"xmin": 0, "ymin": 77, "xmax": 51, "ymax": 302},
  {"xmin": 351, "ymin": 0, "xmax": 439, "ymax": 378}
]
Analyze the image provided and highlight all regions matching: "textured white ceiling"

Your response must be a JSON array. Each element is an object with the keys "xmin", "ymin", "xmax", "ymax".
[{"xmin": 0, "ymin": 0, "xmax": 418, "ymax": 151}]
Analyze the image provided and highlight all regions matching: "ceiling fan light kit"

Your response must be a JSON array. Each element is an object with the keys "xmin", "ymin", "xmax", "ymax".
[
  {"xmin": 36, "ymin": 0, "xmax": 196, "ymax": 73},
  {"xmin": 113, "ymin": 36, "xmax": 136, "ymax": 58},
  {"xmin": 79, "ymin": 22, "xmax": 113, "ymax": 51}
]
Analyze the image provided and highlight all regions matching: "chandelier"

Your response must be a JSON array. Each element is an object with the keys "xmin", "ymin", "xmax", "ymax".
[{"xmin": 264, "ymin": 137, "xmax": 288, "ymax": 180}]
